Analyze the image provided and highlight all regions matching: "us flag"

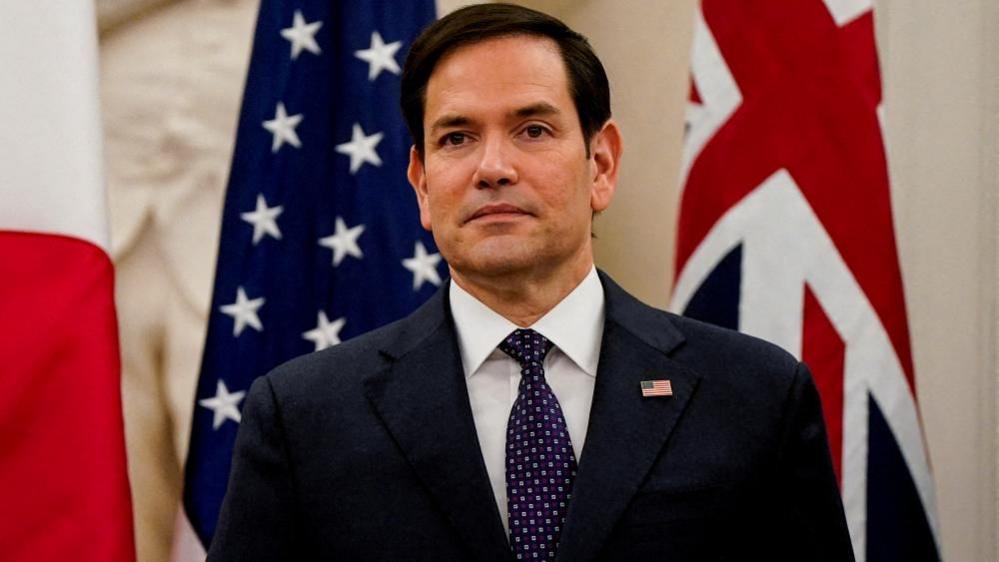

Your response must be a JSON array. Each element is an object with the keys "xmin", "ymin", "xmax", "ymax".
[
  {"xmin": 182, "ymin": 0, "xmax": 439, "ymax": 547},
  {"xmin": 640, "ymin": 379, "xmax": 673, "ymax": 398},
  {"xmin": 671, "ymin": 1, "xmax": 940, "ymax": 561}
]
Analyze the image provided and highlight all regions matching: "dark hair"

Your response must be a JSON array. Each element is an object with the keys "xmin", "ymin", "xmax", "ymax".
[{"xmin": 400, "ymin": 3, "xmax": 611, "ymax": 156}]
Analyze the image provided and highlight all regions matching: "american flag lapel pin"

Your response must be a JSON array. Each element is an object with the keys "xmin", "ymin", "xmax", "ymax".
[{"xmin": 640, "ymin": 379, "xmax": 673, "ymax": 397}]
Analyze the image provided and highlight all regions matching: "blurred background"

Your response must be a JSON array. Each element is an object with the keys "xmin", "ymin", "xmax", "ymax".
[{"xmin": 94, "ymin": 0, "xmax": 996, "ymax": 560}]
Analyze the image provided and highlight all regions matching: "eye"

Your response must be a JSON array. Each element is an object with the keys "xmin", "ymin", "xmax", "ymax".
[
  {"xmin": 523, "ymin": 125, "xmax": 547, "ymax": 139},
  {"xmin": 441, "ymin": 132, "xmax": 467, "ymax": 146}
]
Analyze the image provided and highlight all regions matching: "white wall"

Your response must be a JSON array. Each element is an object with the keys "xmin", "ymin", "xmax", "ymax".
[{"xmin": 876, "ymin": 2, "xmax": 998, "ymax": 560}]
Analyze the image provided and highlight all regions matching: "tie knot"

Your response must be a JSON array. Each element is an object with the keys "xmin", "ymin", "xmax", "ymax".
[{"xmin": 498, "ymin": 328, "xmax": 553, "ymax": 367}]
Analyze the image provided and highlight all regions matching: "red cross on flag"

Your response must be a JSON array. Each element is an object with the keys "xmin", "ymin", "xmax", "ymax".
[{"xmin": 671, "ymin": 1, "xmax": 940, "ymax": 560}]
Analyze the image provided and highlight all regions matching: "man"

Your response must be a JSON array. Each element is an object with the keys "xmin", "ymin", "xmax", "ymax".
[{"xmin": 209, "ymin": 4, "xmax": 854, "ymax": 561}]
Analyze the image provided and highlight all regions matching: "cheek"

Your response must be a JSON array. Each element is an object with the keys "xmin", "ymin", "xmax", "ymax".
[
  {"xmin": 545, "ymin": 168, "xmax": 593, "ymax": 217},
  {"xmin": 425, "ymin": 163, "xmax": 470, "ymax": 217},
  {"xmin": 424, "ymin": 185, "xmax": 463, "ymax": 233}
]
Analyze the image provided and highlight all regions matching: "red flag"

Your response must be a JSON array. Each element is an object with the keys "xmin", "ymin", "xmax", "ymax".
[
  {"xmin": 671, "ymin": 1, "xmax": 939, "ymax": 560},
  {"xmin": 0, "ymin": 2, "xmax": 136, "ymax": 560}
]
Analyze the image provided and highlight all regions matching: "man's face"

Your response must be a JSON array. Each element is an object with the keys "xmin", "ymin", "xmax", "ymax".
[{"xmin": 407, "ymin": 35, "xmax": 619, "ymax": 283}]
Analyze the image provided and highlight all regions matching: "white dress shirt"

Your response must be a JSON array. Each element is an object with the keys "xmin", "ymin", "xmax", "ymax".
[{"xmin": 449, "ymin": 267, "xmax": 605, "ymax": 534}]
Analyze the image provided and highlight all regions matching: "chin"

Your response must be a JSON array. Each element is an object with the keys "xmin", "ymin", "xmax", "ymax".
[
  {"xmin": 469, "ymin": 254, "xmax": 535, "ymax": 277},
  {"xmin": 450, "ymin": 244, "xmax": 539, "ymax": 278}
]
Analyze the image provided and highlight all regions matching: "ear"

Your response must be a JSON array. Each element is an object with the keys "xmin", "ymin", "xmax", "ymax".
[
  {"xmin": 407, "ymin": 146, "xmax": 433, "ymax": 231},
  {"xmin": 588, "ymin": 119, "xmax": 622, "ymax": 213}
]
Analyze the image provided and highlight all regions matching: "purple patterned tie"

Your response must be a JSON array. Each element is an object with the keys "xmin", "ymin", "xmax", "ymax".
[{"xmin": 500, "ymin": 329, "xmax": 577, "ymax": 560}]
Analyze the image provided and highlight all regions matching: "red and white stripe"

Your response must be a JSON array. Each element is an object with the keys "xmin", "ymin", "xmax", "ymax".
[
  {"xmin": 0, "ymin": 2, "xmax": 135, "ymax": 560},
  {"xmin": 641, "ymin": 380, "xmax": 674, "ymax": 397},
  {"xmin": 671, "ymin": 2, "xmax": 939, "ymax": 560}
]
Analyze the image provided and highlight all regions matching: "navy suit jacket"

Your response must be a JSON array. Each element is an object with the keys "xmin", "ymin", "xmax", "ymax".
[{"xmin": 208, "ymin": 272, "xmax": 854, "ymax": 561}]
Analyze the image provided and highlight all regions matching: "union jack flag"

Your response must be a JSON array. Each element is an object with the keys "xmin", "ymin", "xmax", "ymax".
[{"xmin": 671, "ymin": 2, "xmax": 940, "ymax": 560}]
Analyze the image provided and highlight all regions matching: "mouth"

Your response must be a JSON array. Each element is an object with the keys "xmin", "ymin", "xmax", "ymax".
[{"xmin": 466, "ymin": 203, "xmax": 532, "ymax": 223}]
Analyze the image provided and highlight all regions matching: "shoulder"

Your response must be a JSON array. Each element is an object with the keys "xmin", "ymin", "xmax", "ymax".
[
  {"xmin": 599, "ymin": 270, "xmax": 803, "ymax": 399},
  {"xmin": 667, "ymin": 312, "xmax": 799, "ymax": 375},
  {"xmin": 267, "ymin": 322, "xmax": 381, "ymax": 382},
  {"xmin": 600, "ymin": 269, "xmax": 797, "ymax": 371},
  {"xmin": 258, "ymin": 299, "xmax": 444, "ymax": 410},
  {"xmin": 263, "ymin": 315, "xmax": 419, "ymax": 394},
  {"xmin": 662, "ymin": 312, "xmax": 814, "ymax": 428}
]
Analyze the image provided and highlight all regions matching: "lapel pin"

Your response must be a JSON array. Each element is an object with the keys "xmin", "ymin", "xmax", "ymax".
[{"xmin": 641, "ymin": 379, "xmax": 673, "ymax": 397}]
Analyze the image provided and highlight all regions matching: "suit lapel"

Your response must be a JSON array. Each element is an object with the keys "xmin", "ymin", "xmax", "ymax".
[
  {"xmin": 556, "ymin": 273, "xmax": 702, "ymax": 562},
  {"xmin": 363, "ymin": 287, "xmax": 513, "ymax": 562}
]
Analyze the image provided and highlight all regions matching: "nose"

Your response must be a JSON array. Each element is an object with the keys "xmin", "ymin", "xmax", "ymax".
[{"xmin": 472, "ymin": 135, "xmax": 518, "ymax": 189}]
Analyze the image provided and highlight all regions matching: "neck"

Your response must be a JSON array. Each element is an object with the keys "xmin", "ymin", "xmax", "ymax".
[{"xmin": 450, "ymin": 257, "xmax": 594, "ymax": 328}]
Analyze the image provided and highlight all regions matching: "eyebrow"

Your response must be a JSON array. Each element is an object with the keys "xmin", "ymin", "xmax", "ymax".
[
  {"xmin": 511, "ymin": 102, "xmax": 560, "ymax": 119},
  {"xmin": 428, "ymin": 102, "xmax": 562, "ymax": 135},
  {"xmin": 429, "ymin": 114, "xmax": 471, "ymax": 135}
]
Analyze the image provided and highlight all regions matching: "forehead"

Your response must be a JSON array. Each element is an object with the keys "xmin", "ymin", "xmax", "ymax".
[{"xmin": 424, "ymin": 35, "xmax": 573, "ymax": 122}]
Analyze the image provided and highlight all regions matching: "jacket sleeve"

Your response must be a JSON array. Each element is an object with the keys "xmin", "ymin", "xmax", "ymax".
[
  {"xmin": 207, "ymin": 375, "xmax": 304, "ymax": 560},
  {"xmin": 773, "ymin": 362, "xmax": 856, "ymax": 562}
]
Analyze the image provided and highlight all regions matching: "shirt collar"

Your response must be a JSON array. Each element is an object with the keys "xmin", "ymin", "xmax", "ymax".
[{"xmin": 449, "ymin": 267, "xmax": 605, "ymax": 378}]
